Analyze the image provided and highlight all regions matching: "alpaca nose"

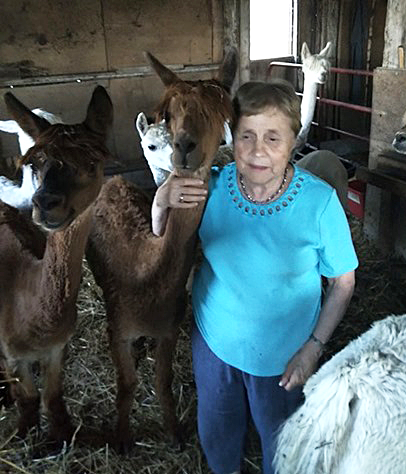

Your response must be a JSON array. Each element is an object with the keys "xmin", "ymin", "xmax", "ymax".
[
  {"xmin": 32, "ymin": 191, "xmax": 65, "ymax": 211},
  {"xmin": 174, "ymin": 133, "xmax": 197, "ymax": 167},
  {"xmin": 174, "ymin": 134, "xmax": 197, "ymax": 156}
]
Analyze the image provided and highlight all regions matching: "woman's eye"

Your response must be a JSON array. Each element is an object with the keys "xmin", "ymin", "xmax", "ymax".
[{"xmin": 266, "ymin": 136, "xmax": 278, "ymax": 143}]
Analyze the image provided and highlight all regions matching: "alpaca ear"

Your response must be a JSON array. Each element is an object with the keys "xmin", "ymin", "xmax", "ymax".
[
  {"xmin": 144, "ymin": 51, "xmax": 180, "ymax": 87},
  {"xmin": 218, "ymin": 47, "xmax": 238, "ymax": 93},
  {"xmin": 83, "ymin": 85, "xmax": 113, "ymax": 139},
  {"xmin": 301, "ymin": 42, "xmax": 311, "ymax": 60},
  {"xmin": 4, "ymin": 93, "xmax": 51, "ymax": 141},
  {"xmin": 136, "ymin": 112, "xmax": 149, "ymax": 137},
  {"xmin": 319, "ymin": 41, "xmax": 332, "ymax": 58}
]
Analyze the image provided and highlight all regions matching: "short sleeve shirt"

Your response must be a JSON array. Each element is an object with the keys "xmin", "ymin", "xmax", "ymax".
[{"xmin": 192, "ymin": 163, "xmax": 358, "ymax": 376}]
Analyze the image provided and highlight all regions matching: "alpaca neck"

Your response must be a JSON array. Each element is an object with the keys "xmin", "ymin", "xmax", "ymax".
[
  {"xmin": 296, "ymin": 79, "xmax": 319, "ymax": 150},
  {"xmin": 38, "ymin": 207, "xmax": 93, "ymax": 329},
  {"xmin": 159, "ymin": 166, "xmax": 210, "ymax": 276}
]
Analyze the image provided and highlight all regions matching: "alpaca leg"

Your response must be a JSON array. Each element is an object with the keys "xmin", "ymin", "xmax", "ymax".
[
  {"xmin": 111, "ymin": 334, "xmax": 138, "ymax": 453},
  {"xmin": 7, "ymin": 360, "xmax": 40, "ymax": 437},
  {"xmin": 42, "ymin": 344, "xmax": 73, "ymax": 443},
  {"xmin": 0, "ymin": 358, "xmax": 13, "ymax": 407},
  {"xmin": 155, "ymin": 332, "xmax": 182, "ymax": 445}
]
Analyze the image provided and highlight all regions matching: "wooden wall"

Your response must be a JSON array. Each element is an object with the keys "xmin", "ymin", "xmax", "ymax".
[
  {"xmin": 363, "ymin": 0, "xmax": 406, "ymax": 257},
  {"xmin": 0, "ymin": 0, "xmax": 225, "ymax": 187}
]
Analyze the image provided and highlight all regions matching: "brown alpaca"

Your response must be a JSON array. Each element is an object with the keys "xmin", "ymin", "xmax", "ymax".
[
  {"xmin": 86, "ymin": 50, "xmax": 236, "ymax": 452},
  {"xmin": 0, "ymin": 86, "xmax": 113, "ymax": 444}
]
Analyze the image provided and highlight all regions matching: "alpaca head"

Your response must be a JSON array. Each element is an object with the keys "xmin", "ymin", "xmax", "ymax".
[
  {"xmin": 301, "ymin": 41, "xmax": 332, "ymax": 84},
  {"xmin": 392, "ymin": 110, "xmax": 406, "ymax": 155},
  {"xmin": 144, "ymin": 50, "xmax": 236, "ymax": 176},
  {"xmin": 135, "ymin": 112, "xmax": 173, "ymax": 173},
  {"xmin": 4, "ymin": 86, "xmax": 113, "ymax": 231}
]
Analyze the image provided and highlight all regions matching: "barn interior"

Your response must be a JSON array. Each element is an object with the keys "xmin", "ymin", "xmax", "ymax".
[{"xmin": 1, "ymin": 1, "xmax": 406, "ymax": 473}]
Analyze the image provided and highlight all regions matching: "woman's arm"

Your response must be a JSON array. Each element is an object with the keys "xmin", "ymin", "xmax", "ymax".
[
  {"xmin": 279, "ymin": 270, "xmax": 355, "ymax": 391},
  {"xmin": 151, "ymin": 174, "xmax": 207, "ymax": 236}
]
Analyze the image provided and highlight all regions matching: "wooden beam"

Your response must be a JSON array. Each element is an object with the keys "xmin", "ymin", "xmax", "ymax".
[
  {"xmin": 239, "ymin": 0, "xmax": 250, "ymax": 83},
  {"xmin": 356, "ymin": 166, "xmax": 406, "ymax": 198}
]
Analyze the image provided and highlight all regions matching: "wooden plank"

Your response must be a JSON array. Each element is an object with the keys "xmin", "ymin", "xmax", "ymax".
[
  {"xmin": 365, "ymin": 67, "xmax": 406, "ymax": 256},
  {"xmin": 0, "ymin": 0, "xmax": 106, "ymax": 76},
  {"xmin": 103, "ymin": 0, "xmax": 216, "ymax": 67},
  {"xmin": 0, "ymin": 63, "xmax": 220, "ymax": 88},
  {"xmin": 383, "ymin": 0, "xmax": 406, "ymax": 68},
  {"xmin": 239, "ymin": 0, "xmax": 250, "ymax": 83},
  {"xmin": 357, "ymin": 166, "xmax": 406, "ymax": 198}
]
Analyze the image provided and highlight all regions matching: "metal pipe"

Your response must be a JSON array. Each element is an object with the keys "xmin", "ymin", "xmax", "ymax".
[
  {"xmin": 311, "ymin": 122, "xmax": 370, "ymax": 142},
  {"xmin": 267, "ymin": 60, "xmax": 373, "ymax": 143}
]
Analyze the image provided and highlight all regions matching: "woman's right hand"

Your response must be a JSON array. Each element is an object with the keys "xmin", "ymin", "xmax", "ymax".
[
  {"xmin": 152, "ymin": 174, "xmax": 208, "ymax": 236},
  {"xmin": 154, "ymin": 174, "xmax": 208, "ymax": 210}
]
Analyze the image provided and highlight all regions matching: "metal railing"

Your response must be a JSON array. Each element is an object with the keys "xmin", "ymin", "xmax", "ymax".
[{"xmin": 267, "ymin": 61, "xmax": 374, "ymax": 144}]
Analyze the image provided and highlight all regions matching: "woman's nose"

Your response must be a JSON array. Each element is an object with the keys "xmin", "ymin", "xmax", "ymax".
[{"xmin": 253, "ymin": 140, "xmax": 266, "ymax": 156}]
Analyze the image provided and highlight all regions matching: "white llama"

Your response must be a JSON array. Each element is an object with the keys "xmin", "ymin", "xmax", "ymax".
[
  {"xmin": 295, "ymin": 41, "xmax": 332, "ymax": 152},
  {"xmin": 0, "ymin": 108, "xmax": 62, "ymax": 209},
  {"xmin": 273, "ymin": 313, "xmax": 406, "ymax": 474}
]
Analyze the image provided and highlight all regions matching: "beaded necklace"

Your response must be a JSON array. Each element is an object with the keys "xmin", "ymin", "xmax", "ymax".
[{"xmin": 239, "ymin": 166, "xmax": 288, "ymax": 204}]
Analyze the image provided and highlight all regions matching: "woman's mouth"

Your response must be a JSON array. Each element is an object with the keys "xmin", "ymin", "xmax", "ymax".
[{"xmin": 249, "ymin": 164, "xmax": 268, "ymax": 171}]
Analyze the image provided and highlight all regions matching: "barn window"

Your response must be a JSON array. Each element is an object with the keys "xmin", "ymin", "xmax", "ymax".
[{"xmin": 249, "ymin": 0, "xmax": 297, "ymax": 60}]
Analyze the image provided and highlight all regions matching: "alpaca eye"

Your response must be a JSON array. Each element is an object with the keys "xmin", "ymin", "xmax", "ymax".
[
  {"xmin": 148, "ymin": 145, "xmax": 157, "ymax": 151},
  {"xmin": 88, "ymin": 161, "xmax": 97, "ymax": 174}
]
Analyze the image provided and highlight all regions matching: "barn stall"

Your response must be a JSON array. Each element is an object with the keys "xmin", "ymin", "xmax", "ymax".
[{"xmin": 1, "ymin": 0, "xmax": 406, "ymax": 473}]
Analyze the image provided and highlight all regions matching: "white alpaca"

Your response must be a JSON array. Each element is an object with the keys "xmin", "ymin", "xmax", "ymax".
[
  {"xmin": 392, "ymin": 110, "xmax": 406, "ymax": 154},
  {"xmin": 295, "ymin": 41, "xmax": 332, "ymax": 152},
  {"xmin": 0, "ymin": 108, "xmax": 62, "ymax": 209},
  {"xmin": 273, "ymin": 313, "xmax": 406, "ymax": 474},
  {"xmin": 136, "ymin": 112, "xmax": 233, "ymax": 187}
]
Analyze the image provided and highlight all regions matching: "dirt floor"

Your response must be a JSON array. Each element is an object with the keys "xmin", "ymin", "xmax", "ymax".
[{"xmin": 0, "ymin": 214, "xmax": 406, "ymax": 473}]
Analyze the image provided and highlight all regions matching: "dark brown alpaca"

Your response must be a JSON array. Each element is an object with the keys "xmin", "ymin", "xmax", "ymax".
[
  {"xmin": 86, "ymin": 50, "xmax": 236, "ymax": 452},
  {"xmin": 0, "ymin": 86, "xmax": 113, "ymax": 443}
]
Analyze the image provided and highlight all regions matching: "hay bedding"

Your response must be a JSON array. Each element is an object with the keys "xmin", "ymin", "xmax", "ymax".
[{"xmin": 1, "ymin": 215, "xmax": 406, "ymax": 473}]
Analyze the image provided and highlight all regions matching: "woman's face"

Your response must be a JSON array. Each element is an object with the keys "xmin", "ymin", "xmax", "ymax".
[{"xmin": 234, "ymin": 107, "xmax": 296, "ymax": 186}]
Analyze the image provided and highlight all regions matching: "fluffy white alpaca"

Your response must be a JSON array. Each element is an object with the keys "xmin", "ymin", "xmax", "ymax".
[
  {"xmin": 0, "ymin": 108, "xmax": 62, "ymax": 209},
  {"xmin": 136, "ymin": 112, "xmax": 233, "ymax": 187},
  {"xmin": 273, "ymin": 313, "xmax": 406, "ymax": 474},
  {"xmin": 295, "ymin": 41, "xmax": 332, "ymax": 152},
  {"xmin": 135, "ymin": 112, "xmax": 174, "ymax": 186}
]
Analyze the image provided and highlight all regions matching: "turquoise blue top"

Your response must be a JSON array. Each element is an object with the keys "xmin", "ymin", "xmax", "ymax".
[{"xmin": 192, "ymin": 162, "xmax": 358, "ymax": 376}]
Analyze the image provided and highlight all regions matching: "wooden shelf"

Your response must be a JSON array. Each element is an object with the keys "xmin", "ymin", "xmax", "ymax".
[{"xmin": 356, "ymin": 166, "xmax": 406, "ymax": 198}]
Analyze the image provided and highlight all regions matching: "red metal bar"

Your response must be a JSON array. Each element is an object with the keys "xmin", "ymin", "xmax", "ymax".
[
  {"xmin": 267, "ymin": 61, "xmax": 374, "ymax": 78},
  {"xmin": 296, "ymin": 92, "xmax": 372, "ymax": 114},
  {"xmin": 267, "ymin": 61, "xmax": 373, "ymax": 143},
  {"xmin": 329, "ymin": 66, "xmax": 373, "ymax": 77},
  {"xmin": 311, "ymin": 122, "xmax": 370, "ymax": 142},
  {"xmin": 316, "ymin": 97, "xmax": 372, "ymax": 114}
]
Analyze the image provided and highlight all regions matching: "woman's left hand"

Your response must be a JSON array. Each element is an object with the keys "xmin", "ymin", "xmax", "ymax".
[{"xmin": 279, "ymin": 340, "xmax": 322, "ymax": 391}]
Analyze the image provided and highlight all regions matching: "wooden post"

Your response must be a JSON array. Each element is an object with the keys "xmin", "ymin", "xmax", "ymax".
[{"xmin": 223, "ymin": 0, "xmax": 250, "ymax": 90}]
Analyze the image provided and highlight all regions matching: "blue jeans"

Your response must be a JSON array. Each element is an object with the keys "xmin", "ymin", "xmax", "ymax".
[{"xmin": 191, "ymin": 324, "xmax": 303, "ymax": 474}]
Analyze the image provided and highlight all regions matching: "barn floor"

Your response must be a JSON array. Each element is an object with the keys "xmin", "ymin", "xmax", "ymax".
[{"xmin": 0, "ymin": 215, "xmax": 406, "ymax": 473}]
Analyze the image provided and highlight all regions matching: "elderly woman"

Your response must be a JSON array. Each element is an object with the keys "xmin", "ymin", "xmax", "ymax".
[{"xmin": 151, "ymin": 80, "xmax": 357, "ymax": 474}]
